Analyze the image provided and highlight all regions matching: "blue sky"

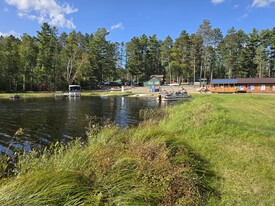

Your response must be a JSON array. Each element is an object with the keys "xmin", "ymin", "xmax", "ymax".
[{"xmin": 0, "ymin": 0, "xmax": 275, "ymax": 42}]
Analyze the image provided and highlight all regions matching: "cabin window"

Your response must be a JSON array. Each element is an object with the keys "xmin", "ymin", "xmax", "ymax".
[
  {"xmin": 239, "ymin": 85, "xmax": 245, "ymax": 91},
  {"xmin": 269, "ymin": 85, "xmax": 273, "ymax": 91},
  {"xmin": 249, "ymin": 85, "xmax": 254, "ymax": 91},
  {"xmin": 261, "ymin": 84, "xmax": 266, "ymax": 91}
]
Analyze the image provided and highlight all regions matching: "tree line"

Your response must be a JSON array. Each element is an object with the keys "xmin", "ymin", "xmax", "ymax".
[
  {"xmin": 0, "ymin": 23, "xmax": 122, "ymax": 91},
  {"xmin": 1, "ymin": 20, "xmax": 275, "ymax": 91}
]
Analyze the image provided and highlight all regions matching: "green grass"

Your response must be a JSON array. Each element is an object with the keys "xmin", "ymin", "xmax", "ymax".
[
  {"xmin": 0, "ymin": 92, "xmax": 55, "ymax": 99},
  {"xmin": 164, "ymin": 94, "xmax": 275, "ymax": 205},
  {"xmin": 0, "ymin": 94, "xmax": 275, "ymax": 205}
]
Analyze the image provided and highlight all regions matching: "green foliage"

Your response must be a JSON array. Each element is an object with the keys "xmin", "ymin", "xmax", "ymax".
[
  {"xmin": 87, "ymin": 28, "xmax": 118, "ymax": 85},
  {"xmin": 35, "ymin": 23, "xmax": 59, "ymax": 90},
  {"xmin": 126, "ymin": 34, "xmax": 163, "ymax": 81},
  {"xmin": 126, "ymin": 36, "xmax": 144, "ymax": 77},
  {"xmin": 19, "ymin": 33, "xmax": 38, "ymax": 91},
  {"xmin": 0, "ymin": 128, "xmax": 26, "ymax": 178},
  {"xmin": 0, "ymin": 35, "xmax": 21, "ymax": 91},
  {"xmin": 139, "ymin": 107, "xmax": 167, "ymax": 122},
  {"xmin": 170, "ymin": 30, "xmax": 191, "ymax": 82}
]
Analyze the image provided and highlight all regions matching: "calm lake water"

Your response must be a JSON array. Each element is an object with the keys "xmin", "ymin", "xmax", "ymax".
[{"xmin": 0, "ymin": 96, "xmax": 170, "ymax": 153}]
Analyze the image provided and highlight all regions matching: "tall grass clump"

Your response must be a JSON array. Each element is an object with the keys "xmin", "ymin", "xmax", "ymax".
[
  {"xmin": 0, "ymin": 170, "xmax": 93, "ymax": 206},
  {"xmin": 0, "ymin": 107, "xmax": 212, "ymax": 205}
]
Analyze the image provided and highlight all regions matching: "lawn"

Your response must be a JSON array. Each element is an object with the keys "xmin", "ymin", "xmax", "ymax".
[{"xmin": 164, "ymin": 94, "xmax": 275, "ymax": 205}]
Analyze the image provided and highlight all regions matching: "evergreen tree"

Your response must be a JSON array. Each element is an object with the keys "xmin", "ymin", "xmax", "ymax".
[
  {"xmin": 0, "ymin": 35, "xmax": 21, "ymax": 91},
  {"xmin": 126, "ymin": 37, "xmax": 143, "ymax": 81},
  {"xmin": 19, "ymin": 34, "xmax": 38, "ymax": 91},
  {"xmin": 160, "ymin": 36, "xmax": 173, "ymax": 83},
  {"xmin": 244, "ymin": 28, "xmax": 260, "ymax": 77},
  {"xmin": 190, "ymin": 34, "xmax": 203, "ymax": 83},
  {"xmin": 88, "ymin": 28, "xmax": 117, "ymax": 86},
  {"xmin": 254, "ymin": 29, "xmax": 270, "ymax": 77},
  {"xmin": 220, "ymin": 27, "xmax": 245, "ymax": 78},
  {"xmin": 36, "ymin": 23, "xmax": 58, "ymax": 90},
  {"xmin": 170, "ymin": 30, "xmax": 190, "ymax": 83},
  {"xmin": 146, "ymin": 35, "xmax": 162, "ymax": 77}
]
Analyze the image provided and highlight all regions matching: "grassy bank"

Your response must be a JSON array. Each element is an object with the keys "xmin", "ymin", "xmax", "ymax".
[
  {"xmin": 164, "ymin": 94, "xmax": 275, "ymax": 205},
  {"xmin": 0, "ymin": 92, "xmax": 55, "ymax": 99},
  {"xmin": 0, "ymin": 94, "xmax": 274, "ymax": 205}
]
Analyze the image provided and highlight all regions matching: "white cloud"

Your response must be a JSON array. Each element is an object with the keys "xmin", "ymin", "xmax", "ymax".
[
  {"xmin": 4, "ymin": 0, "xmax": 78, "ymax": 29},
  {"xmin": 110, "ymin": 23, "xmax": 124, "ymax": 31},
  {"xmin": 238, "ymin": 13, "xmax": 249, "ymax": 21},
  {"xmin": 0, "ymin": 30, "xmax": 21, "ymax": 37},
  {"xmin": 252, "ymin": 0, "xmax": 275, "ymax": 7},
  {"xmin": 211, "ymin": 0, "xmax": 225, "ymax": 5}
]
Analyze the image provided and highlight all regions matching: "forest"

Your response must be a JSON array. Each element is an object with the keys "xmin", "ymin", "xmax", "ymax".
[{"xmin": 0, "ymin": 19, "xmax": 275, "ymax": 92}]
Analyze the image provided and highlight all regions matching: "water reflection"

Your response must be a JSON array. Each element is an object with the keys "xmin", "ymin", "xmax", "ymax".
[
  {"xmin": 0, "ymin": 96, "xmax": 171, "ymax": 153},
  {"xmin": 114, "ymin": 96, "xmax": 127, "ymax": 127}
]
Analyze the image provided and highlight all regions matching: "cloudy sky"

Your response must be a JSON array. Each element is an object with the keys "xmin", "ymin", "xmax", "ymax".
[{"xmin": 0, "ymin": 0, "xmax": 274, "ymax": 42}]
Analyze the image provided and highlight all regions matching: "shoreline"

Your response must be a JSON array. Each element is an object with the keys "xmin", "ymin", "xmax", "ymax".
[{"xmin": 0, "ymin": 85, "xmax": 200, "ymax": 99}]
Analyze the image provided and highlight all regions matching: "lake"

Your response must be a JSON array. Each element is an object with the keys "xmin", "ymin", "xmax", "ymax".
[{"xmin": 0, "ymin": 96, "xmax": 170, "ymax": 153}]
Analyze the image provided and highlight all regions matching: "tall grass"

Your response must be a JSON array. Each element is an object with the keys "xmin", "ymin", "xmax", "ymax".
[
  {"xmin": 0, "ymin": 107, "xmax": 210, "ymax": 205},
  {"xmin": 0, "ymin": 94, "xmax": 274, "ymax": 205}
]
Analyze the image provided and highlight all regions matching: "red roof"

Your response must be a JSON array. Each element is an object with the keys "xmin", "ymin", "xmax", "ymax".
[{"xmin": 150, "ymin": 74, "xmax": 164, "ymax": 78}]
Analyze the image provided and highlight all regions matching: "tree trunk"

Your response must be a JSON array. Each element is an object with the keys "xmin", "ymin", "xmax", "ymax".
[
  {"xmin": 23, "ymin": 74, "xmax": 26, "ymax": 91},
  {"xmin": 193, "ymin": 58, "xmax": 196, "ymax": 87},
  {"xmin": 200, "ymin": 61, "xmax": 203, "ymax": 87}
]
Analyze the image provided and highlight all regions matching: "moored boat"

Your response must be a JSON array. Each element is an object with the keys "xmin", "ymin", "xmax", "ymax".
[
  {"xmin": 157, "ymin": 91, "xmax": 191, "ymax": 101},
  {"xmin": 157, "ymin": 84, "xmax": 191, "ymax": 101},
  {"xmin": 69, "ymin": 85, "xmax": 81, "ymax": 97}
]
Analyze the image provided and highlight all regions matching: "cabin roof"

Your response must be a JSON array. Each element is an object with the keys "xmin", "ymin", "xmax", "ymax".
[
  {"xmin": 237, "ymin": 78, "xmax": 275, "ymax": 84},
  {"xmin": 211, "ymin": 78, "xmax": 275, "ymax": 85},
  {"xmin": 210, "ymin": 79, "xmax": 237, "ymax": 84},
  {"xmin": 144, "ymin": 77, "xmax": 160, "ymax": 83},
  {"xmin": 150, "ymin": 74, "xmax": 164, "ymax": 78}
]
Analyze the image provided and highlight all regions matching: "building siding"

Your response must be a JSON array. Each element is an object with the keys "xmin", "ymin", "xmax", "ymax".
[{"xmin": 210, "ymin": 78, "xmax": 275, "ymax": 93}]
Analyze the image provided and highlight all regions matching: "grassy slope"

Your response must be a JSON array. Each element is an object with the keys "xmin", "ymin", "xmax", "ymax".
[
  {"xmin": 0, "ymin": 94, "xmax": 274, "ymax": 205},
  {"xmin": 163, "ymin": 94, "xmax": 275, "ymax": 205}
]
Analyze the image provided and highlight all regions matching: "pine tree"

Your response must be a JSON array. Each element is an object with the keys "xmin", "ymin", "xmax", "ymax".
[{"xmin": 160, "ymin": 36, "xmax": 173, "ymax": 83}]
